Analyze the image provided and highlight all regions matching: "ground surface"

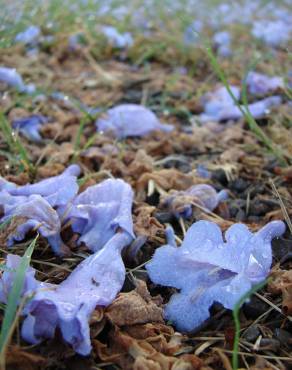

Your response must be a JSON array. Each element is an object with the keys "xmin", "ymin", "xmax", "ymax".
[{"xmin": 0, "ymin": 1, "xmax": 292, "ymax": 369}]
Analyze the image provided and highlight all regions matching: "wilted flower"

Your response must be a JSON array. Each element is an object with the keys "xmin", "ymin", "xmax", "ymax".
[
  {"xmin": 15, "ymin": 25, "xmax": 40, "ymax": 45},
  {"xmin": 12, "ymin": 115, "xmax": 49, "ymax": 142},
  {"xmin": 0, "ymin": 165, "xmax": 81, "ymax": 255},
  {"xmin": 0, "ymin": 232, "xmax": 133, "ymax": 355},
  {"xmin": 246, "ymin": 71, "xmax": 284, "ymax": 96},
  {"xmin": 100, "ymin": 25, "xmax": 134, "ymax": 48},
  {"xmin": 67, "ymin": 179, "xmax": 135, "ymax": 252},
  {"xmin": 199, "ymin": 85, "xmax": 282, "ymax": 123},
  {"xmin": 0, "ymin": 67, "xmax": 35, "ymax": 94},
  {"xmin": 146, "ymin": 220, "xmax": 285, "ymax": 331},
  {"xmin": 96, "ymin": 104, "xmax": 173, "ymax": 139},
  {"xmin": 213, "ymin": 31, "xmax": 232, "ymax": 57},
  {"xmin": 160, "ymin": 184, "xmax": 228, "ymax": 219},
  {"xmin": 252, "ymin": 20, "xmax": 292, "ymax": 48}
]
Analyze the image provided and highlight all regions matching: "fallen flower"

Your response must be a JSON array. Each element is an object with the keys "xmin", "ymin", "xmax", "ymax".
[
  {"xmin": 0, "ymin": 165, "xmax": 80, "ymax": 255},
  {"xmin": 0, "ymin": 194, "xmax": 65, "ymax": 255},
  {"xmin": 213, "ymin": 30, "xmax": 232, "ymax": 57},
  {"xmin": 252, "ymin": 20, "xmax": 291, "ymax": 48},
  {"xmin": 146, "ymin": 220, "xmax": 285, "ymax": 332},
  {"xmin": 183, "ymin": 20, "xmax": 203, "ymax": 45},
  {"xmin": 246, "ymin": 72, "xmax": 284, "ymax": 96},
  {"xmin": 0, "ymin": 232, "xmax": 133, "ymax": 355},
  {"xmin": 67, "ymin": 179, "xmax": 135, "ymax": 252},
  {"xmin": 3, "ymin": 164, "xmax": 81, "ymax": 210},
  {"xmin": 100, "ymin": 25, "xmax": 133, "ymax": 48},
  {"xmin": 12, "ymin": 115, "xmax": 49, "ymax": 142},
  {"xmin": 160, "ymin": 184, "xmax": 228, "ymax": 219},
  {"xmin": 15, "ymin": 25, "xmax": 40, "ymax": 45},
  {"xmin": 0, "ymin": 67, "xmax": 35, "ymax": 94},
  {"xmin": 96, "ymin": 104, "xmax": 173, "ymax": 139},
  {"xmin": 199, "ymin": 85, "xmax": 282, "ymax": 122}
]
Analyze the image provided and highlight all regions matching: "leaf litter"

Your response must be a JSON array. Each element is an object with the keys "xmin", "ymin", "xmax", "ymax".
[{"xmin": 0, "ymin": 1, "xmax": 292, "ymax": 369}]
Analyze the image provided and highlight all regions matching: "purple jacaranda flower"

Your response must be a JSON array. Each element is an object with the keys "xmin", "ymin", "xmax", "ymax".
[
  {"xmin": 252, "ymin": 20, "xmax": 291, "ymax": 48},
  {"xmin": 0, "ymin": 232, "xmax": 133, "ymax": 355},
  {"xmin": 199, "ymin": 85, "xmax": 282, "ymax": 123},
  {"xmin": 0, "ymin": 67, "xmax": 35, "ymax": 94},
  {"xmin": 100, "ymin": 25, "xmax": 133, "ymax": 48},
  {"xmin": 0, "ymin": 165, "xmax": 81, "ymax": 255},
  {"xmin": 67, "ymin": 179, "xmax": 135, "ymax": 252},
  {"xmin": 146, "ymin": 220, "xmax": 285, "ymax": 332},
  {"xmin": 246, "ymin": 72, "xmax": 284, "ymax": 96},
  {"xmin": 247, "ymin": 96, "xmax": 282, "ymax": 118},
  {"xmin": 196, "ymin": 164, "xmax": 211, "ymax": 179},
  {"xmin": 4, "ymin": 165, "xmax": 80, "ymax": 211},
  {"xmin": 0, "ymin": 194, "xmax": 65, "ymax": 255},
  {"xmin": 160, "ymin": 184, "xmax": 228, "ymax": 219},
  {"xmin": 15, "ymin": 25, "xmax": 40, "ymax": 45},
  {"xmin": 183, "ymin": 20, "xmax": 203, "ymax": 45},
  {"xmin": 213, "ymin": 31, "xmax": 232, "ymax": 57},
  {"xmin": 0, "ymin": 254, "xmax": 44, "ymax": 304},
  {"xmin": 12, "ymin": 115, "xmax": 49, "ymax": 142},
  {"xmin": 201, "ymin": 85, "xmax": 240, "ymax": 116},
  {"xmin": 96, "ymin": 104, "xmax": 173, "ymax": 139},
  {"xmin": 68, "ymin": 33, "xmax": 85, "ymax": 51}
]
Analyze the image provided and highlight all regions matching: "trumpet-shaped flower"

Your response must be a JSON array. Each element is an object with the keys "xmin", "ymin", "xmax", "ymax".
[{"xmin": 146, "ymin": 220, "xmax": 285, "ymax": 331}]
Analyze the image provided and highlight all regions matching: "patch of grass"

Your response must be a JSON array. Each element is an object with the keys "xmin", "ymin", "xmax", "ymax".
[
  {"xmin": 232, "ymin": 280, "xmax": 267, "ymax": 370},
  {"xmin": 0, "ymin": 235, "xmax": 38, "ymax": 368},
  {"xmin": 0, "ymin": 113, "xmax": 34, "ymax": 174},
  {"xmin": 203, "ymin": 44, "xmax": 288, "ymax": 166}
]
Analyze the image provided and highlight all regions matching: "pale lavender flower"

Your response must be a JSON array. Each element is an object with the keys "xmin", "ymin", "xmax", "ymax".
[
  {"xmin": 12, "ymin": 115, "xmax": 49, "ymax": 142},
  {"xmin": 7, "ymin": 164, "xmax": 81, "ymax": 210},
  {"xmin": 213, "ymin": 31, "xmax": 232, "ymax": 57},
  {"xmin": 160, "ymin": 184, "xmax": 228, "ymax": 219},
  {"xmin": 15, "ymin": 25, "xmax": 40, "ymax": 45},
  {"xmin": 0, "ymin": 232, "xmax": 133, "ymax": 355},
  {"xmin": 183, "ymin": 20, "xmax": 203, "ymax": 45},
  {"xmin": 96, "ymin": 104, "xmax": 173, "ymax": 139},
  {"xmin": 146, "ymin": 220, "xmax": 285, "ymax": 331},
  {"xmin": 0, "ymin": 67, "xmax": 35, "ymax": 94},
  {"xmin": 199, "ymin": 85, "xmax": 282, "ymax": 123},
  {"xmin": 0, "ymin": 165, "xmax": 81, "ymax": 255},
  {"xmin": 252, "ymin": 20, "xmax": 291, "ymax": 48},
  {"xmin": 100, "ymin": 25, "xmax": 133, "ymax": 48},
  {"xmin": 0, "ymin": 194, "xmax": 65, "ymax": 255},
  {"xmin": 246, "ymin": 72, "xmax": 284, "ymax": 96},
  {"xmin": 67, "ymin": 179, "xmax": 135, "ymax": 252}
]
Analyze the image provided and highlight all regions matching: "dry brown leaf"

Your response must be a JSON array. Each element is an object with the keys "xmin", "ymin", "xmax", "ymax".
[
  {"xmin": 6, "ymin": 346, "xmax": 45, "ymax": 370},
  {"xmin": 133, "ymin": 203, "xmax": 164, "ymax": 241},
  {"xmin": 268, "ymin": 268, "xmax": 292, "ymax": 315},
  {"xmin": 106, "ymin": 280, "xmax": 163, "ymax": 326}
]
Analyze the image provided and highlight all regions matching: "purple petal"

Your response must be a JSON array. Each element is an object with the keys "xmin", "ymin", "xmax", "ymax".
[
  {"xmin": 12, "ymin": 115, "xmax": 49, "ymax": 143},
  {"xmin": 68, "ymin": 179, "xmax": 135, "ymax": 252},
  {"xmin": 246, "ymin": 96, "xmax": 282, "ymax": 118},
  {"xmin": 161, "ymin": 184, "xmax": 228, "ymax": 219},
  {"xmin": 146, "ymin": 220, "xmax": 285, "ymax": 331},
  {"xmin": 0, "ymin": 67, "xmax": 35, "ymax": 94},
  {"xmin": 96, "ymin": 104, "xmax": 173, "ymax": 139},
  {"xmin": 1, "ymin": 194, "xmax": 66, "ymax": 255},
  {"xmin": 252, "ymin": 20, "xmax": 291, "ymax": 48},
  {"xmin": 246, "ymin": 72, "xmax": 284, "ymax": 96},
  {"xmin": 101, "ymin": 25, "xmax": 133, "ymax": 48},
  {"xmin": 9, "ymin": 164, "xmax": 80, "ymax": 209},
  {"xmin": 0, "ymin": 232, "xmax": 132, "ymax": 355},
  {"xmin": 0, "ymin": 67, "xmax": 25, "ymax": 91},
  {"xmin": 15, "ymin": 25, "xmax": 40, "ymax": 45}
]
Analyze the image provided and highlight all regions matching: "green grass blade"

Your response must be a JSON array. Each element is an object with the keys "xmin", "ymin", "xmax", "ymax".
[
  {"xmin": 203, "ymin": 45, "xmax": 288, "ymax": 165},
  {"xmin": 232, "ymin": 280, "xmax": 267, "ymax": 370},
  {"xmin": 0, "ymin": 113, "xmax": 34, "ymax": 173},
  {"xmin": 0, "ymin": 235, "xmax": 38, "ymax": 357}
]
